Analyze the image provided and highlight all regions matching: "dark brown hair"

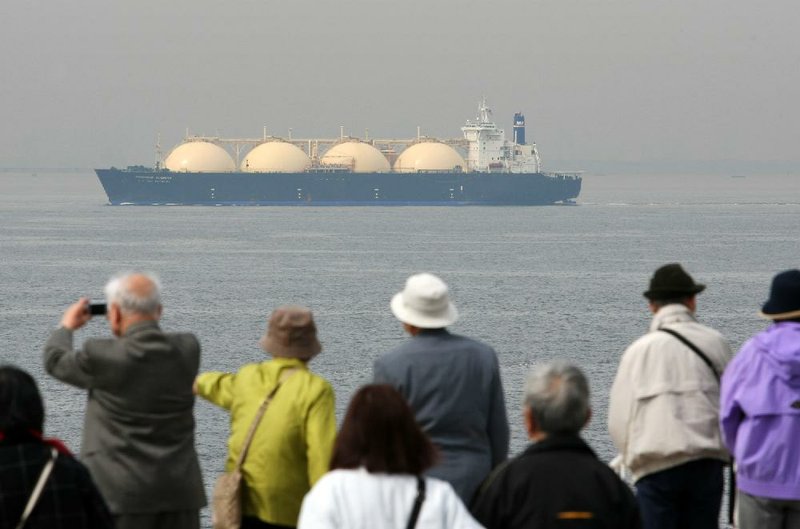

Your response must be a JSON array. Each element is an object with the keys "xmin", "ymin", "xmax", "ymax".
[
  {"xmin": 330, "ymin": 384, "xmax": 438, "ymax": 475},
  {"xmin": 0, "ymin": 365, "xmax": 44, "ymax": 434}
]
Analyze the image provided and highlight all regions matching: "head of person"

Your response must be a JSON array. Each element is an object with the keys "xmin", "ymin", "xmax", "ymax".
[
  {"xmin": 390, "ymin": 272, "xmax": 459, "ymax": 335},
  {"xmin": 104, "ymin": 272, "xmax": 163, "ymax": 336},
  {"xmin": 523, "ymin": 361, "xmax": 590, "ymax": 441},
  {"xmin": 259, "ymin": 305, "xmax": 321, "ymax": 362},
  {"xmin": 0, "ymin": 365, "xmax": 45, "ymax": 438},
  {"xmin": 643, "ymin": 263, "xmax": 705, "ymax": 314},
  {"xmin": 759, "ymin": 269, "xmax": 800, "ymax": 322},
  {"xmin": 330, "ymin": 384, "xmax": 438, "ymax": 474}
]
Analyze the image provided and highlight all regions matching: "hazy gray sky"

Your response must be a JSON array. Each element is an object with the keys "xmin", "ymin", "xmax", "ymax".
[{"xmin": 1, "ymin": 0, "xmax": 798, "ymax": 168}]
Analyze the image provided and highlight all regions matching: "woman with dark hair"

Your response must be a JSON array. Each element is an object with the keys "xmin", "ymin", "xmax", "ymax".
[
  {"xmin": 0, "ymin": 365, "xmax": 113, "ymax": 528},
  {"xmin": 297, "ymin": 384, "xmax": 483, "ymax": 528}
]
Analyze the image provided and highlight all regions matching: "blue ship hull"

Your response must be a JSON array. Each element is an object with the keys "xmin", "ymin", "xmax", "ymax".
[{"xmin": 95, "ymin": 168, "xmax": 581, "ymax": 206}]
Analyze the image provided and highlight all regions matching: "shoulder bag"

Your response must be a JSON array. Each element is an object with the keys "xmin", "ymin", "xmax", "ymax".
[
  {"xmin": 659, "ymin": 327, "xmax": 734, "ymax": 525},
  {"xmin": 212, "ymin": 368, "xmax": 298, "ymax": 529},
  {"xmin": 405, "ymin": 475, "xmax": 426, "ymax": 529},
  {"xmin": 15, "ymin": 447, "xmax": 58, "ymax": 529},
  {"xmin": 659, "ymin": 327, "xmax": 720, "ymax": 381}
]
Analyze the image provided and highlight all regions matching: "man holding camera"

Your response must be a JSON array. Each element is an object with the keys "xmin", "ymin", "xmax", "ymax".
[{"xmin": 43, "ymin": 272, "xmax": 206, "ymax": 529}]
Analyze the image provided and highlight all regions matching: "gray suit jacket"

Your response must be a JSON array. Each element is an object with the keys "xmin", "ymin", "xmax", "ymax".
[
  {"xmin": 374, "ymin": 328, "xmax": 509, "ymax": 503},
  {"xmin": 43, "ymin": 321, "xmax": 207, "ymax": 514}
]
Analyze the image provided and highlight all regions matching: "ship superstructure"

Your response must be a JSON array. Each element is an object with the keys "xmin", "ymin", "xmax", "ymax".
[{"xmin": 460, "ymin": 98, "xmax": 541, "ymax": 174}]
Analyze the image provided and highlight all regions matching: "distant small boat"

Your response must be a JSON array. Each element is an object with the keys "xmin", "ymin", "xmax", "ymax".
[{"xmin": 730, "ymin": 175, "xmax": 746, "ymax": 178}]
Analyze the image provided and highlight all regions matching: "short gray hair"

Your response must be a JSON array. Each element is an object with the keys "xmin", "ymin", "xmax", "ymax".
[
  {"xmin": 104, "ymin": 272, "xmax": 162, "ymax": 316},
  {"xmin": 524, "ymin": 360, "xmax": 590, "ymax": 435}
]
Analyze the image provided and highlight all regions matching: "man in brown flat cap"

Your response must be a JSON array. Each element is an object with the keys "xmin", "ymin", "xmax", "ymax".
[{"xmin": 608, "ymin": 264, "xmax": 732, "ymax": 529}]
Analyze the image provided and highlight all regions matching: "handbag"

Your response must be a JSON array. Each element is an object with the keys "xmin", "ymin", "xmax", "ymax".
[
  {"xmin": 15, "ymin": 447, "xmax": 58, "ymax": 529},
  {"xmin": 212, "ymin": 368, "xmax": 298, "ymax": 529}
]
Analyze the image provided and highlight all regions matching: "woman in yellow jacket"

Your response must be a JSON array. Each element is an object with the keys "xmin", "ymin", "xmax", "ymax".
[{"xmin": 195, "ymin": 306, "xmax": 336, "ymax": 529}]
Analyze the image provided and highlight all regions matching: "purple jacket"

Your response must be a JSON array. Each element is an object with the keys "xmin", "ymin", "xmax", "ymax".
[{"xmin": 720, "ymin": 321, "xmax": 800, "ymax": 500}]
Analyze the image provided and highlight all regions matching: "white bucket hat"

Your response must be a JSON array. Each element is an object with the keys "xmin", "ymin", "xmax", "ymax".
[{"xmin": 390, "ymin": 273, "xmax": 459, "ymax": 328}]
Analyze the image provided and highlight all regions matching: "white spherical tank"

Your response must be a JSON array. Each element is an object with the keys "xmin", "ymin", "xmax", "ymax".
[
  {"xmin": 393, "ymin": 142, "xmax": 467, "ymax": 173},
  {"xmin": 320, "ymin": 141, "xmax": 390, "ymax": 173},
  {"xmin": 165, "ymin": 141, "xmax": 235, "ymax": 172},
  {"xmin": 241, "ymin": 142, "xmax": 311, "ymax": 173}
]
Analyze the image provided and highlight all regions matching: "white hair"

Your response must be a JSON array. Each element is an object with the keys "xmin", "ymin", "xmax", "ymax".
[
  {"xmin": 104, "ymin": 272, "xmax": 162, "ymax": 316},
  {"xmin": 524, "ymin": 360, "xmax": 590, "ymax": 435}
]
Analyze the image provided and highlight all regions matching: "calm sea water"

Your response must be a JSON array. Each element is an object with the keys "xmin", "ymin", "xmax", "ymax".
[{"xmin": 1, "ymin": 170, "xmax": 798, "ymax": 524}]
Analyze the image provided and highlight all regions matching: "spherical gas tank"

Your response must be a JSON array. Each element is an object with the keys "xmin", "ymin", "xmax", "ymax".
[
  {"xmin": 320, "ymin": 141, "xmax": 390, "ymax": 173},
  {"xmin": 164, "ymin": 141, "xmax": 235, "ymax": 172},
  {"xmin": 394, "ymin": 142, "xmax": 467, "ymax": 173},
  {"xmin": 241, "ymin": 141, "xmax": 311, "ymax": 172}
]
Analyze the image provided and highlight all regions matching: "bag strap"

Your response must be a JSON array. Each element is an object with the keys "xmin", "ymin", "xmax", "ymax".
[
  {"xmin": 235, "ymin": 367, "xmax": 299, "ymax": 469},
  {"xmin": 15, "ymin": 447, "xmax": 58, "ymax": 529},
  {"xmin": 660, "ymin": 328, "xmax": 737, "ymax": 523},
  {"xmin": 405, "ymin": 475, "xmax": 426, "ymax": 529},
  {"xmin": 659, "ymin": 328, "xmax": 720, "ymax": 382}
]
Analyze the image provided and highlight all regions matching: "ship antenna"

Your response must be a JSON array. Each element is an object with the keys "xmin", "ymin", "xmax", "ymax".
[
  {"xmin": 479, "ymin": 96, "xmax": 491, "ymax": 123},
  {"xmin": 155, "ymin": 133, "xmax": 162, "ymax": 170}
]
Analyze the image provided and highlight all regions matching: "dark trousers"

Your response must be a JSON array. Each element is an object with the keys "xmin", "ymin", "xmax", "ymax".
[
  {"xmin": 241, "ymin": 516, "xmax": 295, "ymax": 529},
  {"xmin": 114, "ymin": 510, "xmax": 200, "ymax": 529},
  {"xmin": 635, "ymin": 458, "xmax": 724, "ymax": 529}
]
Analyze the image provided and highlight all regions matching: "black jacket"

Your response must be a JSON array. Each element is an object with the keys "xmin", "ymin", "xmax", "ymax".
[
  {"xmin": 471, "ymin": 435, "xmax": 641, "ymax": 529},
  {"xmin": 0, "ymin": 438, "xmax": 113, "ymax": 529}
]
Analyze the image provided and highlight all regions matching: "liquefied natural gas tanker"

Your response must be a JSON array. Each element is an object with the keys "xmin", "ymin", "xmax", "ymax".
[{"xmin": 95, "ymin": 99, "xmax": 582, "ymax": 205}]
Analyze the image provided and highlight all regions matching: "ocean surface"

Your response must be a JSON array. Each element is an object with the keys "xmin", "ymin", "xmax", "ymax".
[{"xmin": 1, "ymin": 169, "xmax": 798, "ymax": 525}]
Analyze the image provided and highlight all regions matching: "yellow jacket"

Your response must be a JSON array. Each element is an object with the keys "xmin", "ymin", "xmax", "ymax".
[{"xmin": 196, "ymin": 357, "xmax": 336, "ymax": 526}]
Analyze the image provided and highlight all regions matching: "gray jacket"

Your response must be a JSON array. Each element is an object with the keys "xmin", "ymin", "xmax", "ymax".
[
  {"xmin": 43, "ymin": 321, "xmax": 207, "ymax": 514},
  {"xmin": 374, "ymin": 329, "xmax": 509, "ymax": 503}
]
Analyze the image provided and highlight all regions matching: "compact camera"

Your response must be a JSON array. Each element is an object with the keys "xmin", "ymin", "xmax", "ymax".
[{"xmin": 88, "ymin": 301, "xmax": 107, "ymax": 316}]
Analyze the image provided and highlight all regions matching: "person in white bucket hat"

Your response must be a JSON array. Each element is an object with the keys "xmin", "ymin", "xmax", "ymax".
[
  {"xmin": 375, "ymin": 272, "xmax": 509, "ymax": 504},
  {"xmin": 390, "ymin": 272, "xmax": 459, "ymax": 329}
]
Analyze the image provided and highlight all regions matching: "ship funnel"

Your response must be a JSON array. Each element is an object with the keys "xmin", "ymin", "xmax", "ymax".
[{"xmin": 513, "ymin": 113, "xmax": 526, "ymax": 145}]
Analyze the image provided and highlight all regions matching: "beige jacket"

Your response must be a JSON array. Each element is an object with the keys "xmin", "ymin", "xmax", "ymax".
[{"xmin": 608, "ymin": 304, "xmax": 732, "ymax": 481}]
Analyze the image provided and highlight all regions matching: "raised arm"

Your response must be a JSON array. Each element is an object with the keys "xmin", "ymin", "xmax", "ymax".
[
  {"xmin": 194, "ymin": 371, "xmax": 237, "ymax": 410},
  {"xmin": 43, "ymin": 298, "xmax": 97, "ymax": 388}
]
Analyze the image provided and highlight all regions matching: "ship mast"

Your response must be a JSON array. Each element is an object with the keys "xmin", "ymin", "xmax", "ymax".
[{"xmin": 154, "ymin": 133, "xmax": 163, "ymax": 170}]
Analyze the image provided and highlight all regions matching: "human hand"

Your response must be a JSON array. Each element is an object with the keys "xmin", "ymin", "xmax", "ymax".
[{"xmin": 60, "ymin": 297, "xmax": 92, "ymax": 331}]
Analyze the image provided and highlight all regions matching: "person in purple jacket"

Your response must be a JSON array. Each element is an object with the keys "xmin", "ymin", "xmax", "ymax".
[{"xmin": 720, "ymin": 269, "xmax": 800, "ymax": 529}]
